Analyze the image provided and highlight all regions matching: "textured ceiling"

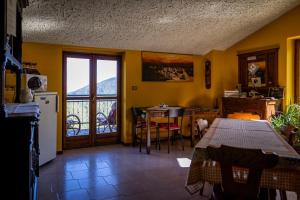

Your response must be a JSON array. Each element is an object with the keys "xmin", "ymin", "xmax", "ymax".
[{"xmin": 23, "ymin": 0, "xmax": 300, "ymax": 55}]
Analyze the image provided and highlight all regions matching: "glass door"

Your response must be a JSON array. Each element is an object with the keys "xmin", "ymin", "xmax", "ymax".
[
  {"xmin": 94, "ymin": 57, "xmax": 120, "ymax": 145},
  {"xmin": 64, "ymin": 54, "xmax": 92, "ymax": 149},
  {"xmin": 63, "ymin": 53, "xmax": 121, "ymax": 149}
]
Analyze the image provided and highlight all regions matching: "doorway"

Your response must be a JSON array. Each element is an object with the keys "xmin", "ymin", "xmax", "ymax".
[{"xmin": 63, "ymin": 52, "xmax": 121, "ymax": 149}]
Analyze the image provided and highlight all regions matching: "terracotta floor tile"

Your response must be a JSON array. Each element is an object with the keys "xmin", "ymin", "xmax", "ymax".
[
  {"xmin": 87, "ymin": 184, "xmax": 119, "ymax": 200},
  {"xmin": 61, "ymin": 189, "xmax": 90, "ymax": 200},
  {"xmin": 39, "ymin": 141, "xmax": 295, "ymax": 200},
  {"xmin": 78, "ymin": 177, "xmax": 108, "ymax": 189}
]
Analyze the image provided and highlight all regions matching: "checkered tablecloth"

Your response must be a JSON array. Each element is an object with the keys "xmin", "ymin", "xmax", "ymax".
[{"xmin": 185, "ymin": 118, "xmax": 300, "ymax": 197}]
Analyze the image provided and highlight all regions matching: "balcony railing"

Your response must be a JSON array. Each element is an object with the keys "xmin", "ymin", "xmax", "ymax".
[{"xmin": 66, "ymin": 99, "xmax": 117, "ymax": 137}]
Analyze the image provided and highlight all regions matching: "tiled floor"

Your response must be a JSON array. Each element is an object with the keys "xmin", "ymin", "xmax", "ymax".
[
  {"xmin": 39, "ymin": 141, "xmax": 208, "ymax": 200},
  {"xmin": 39, "ymin": 141, "xmax": 297, "ymax": 200}
]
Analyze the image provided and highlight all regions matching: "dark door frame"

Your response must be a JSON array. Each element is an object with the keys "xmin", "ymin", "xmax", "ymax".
[{"xmin": 62, "ymin": 51, "xmax": 122, "ymax": 149}]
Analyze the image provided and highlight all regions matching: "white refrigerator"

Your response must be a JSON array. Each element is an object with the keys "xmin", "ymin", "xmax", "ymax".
[{"xmin": 34, "ymin": 92, "xmax": 58, "ymax": 166}]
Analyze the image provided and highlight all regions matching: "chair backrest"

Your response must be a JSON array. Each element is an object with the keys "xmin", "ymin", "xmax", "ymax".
[
  {"xmin": 196, "ymin": 118, "xmax": 208, "ymax": 132},
  {"xmin": 196, "ymin": 118, "xmax": 208, "ymax": 139},
  {"xmin": 282, "ymin": 129, "xmax": 297, "ymax": 146},
  {"xmin": 108, "ymin": 102, "xmax": 117, "ymax": 124},
  {"xmin": 131, "ymin": 107, "xmax": 145, "ymax": 124},
  {"xmin": 166, "ymin": 108, "xmax": 185, "ymax": 127},
  {"xmin": 207, "ymin": 145, "xmax": 278, "ymax": 200},
  {"xmin": 167, "ymin": 108, "xmax": 185, "ymax": 118}
]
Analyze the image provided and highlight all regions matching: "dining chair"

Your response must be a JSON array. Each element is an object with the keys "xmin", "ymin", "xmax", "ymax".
[
  {"xmin": 279, "ymin": 128, "xmax": 298, "ymax": 200},
  {"xmin": 195, "ymin": 118, "xmax": 208, "ymax": 140},
  {"xmin": 282, "ymin": 129, "xmax": 298, "ymax": 147},
  {"xmin": 207, "ymin": 145, "xmax": 279, "ymax": 200},
  {"xmin": 157, "ymin": 108, "xmax": 185, "ymax": 153},
  {"xmin": 131, "ymin": 107, "xmax": 159, "ymax": 152}
]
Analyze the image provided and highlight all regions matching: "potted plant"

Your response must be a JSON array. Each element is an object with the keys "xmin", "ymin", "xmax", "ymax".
[{"xmin": 271, "ymin": 104, "xmax": 300, "ymax": 150}]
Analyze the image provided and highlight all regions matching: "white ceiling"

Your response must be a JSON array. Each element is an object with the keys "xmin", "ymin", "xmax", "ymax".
[{"xmin": 23, "ymin": 0, "xmax": 300, "ymax": 55}]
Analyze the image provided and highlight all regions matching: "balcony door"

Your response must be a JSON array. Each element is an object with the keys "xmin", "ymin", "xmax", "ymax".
[{"xmin": 63, "ymin": 52, "xmax": 121, "ymax": 149}]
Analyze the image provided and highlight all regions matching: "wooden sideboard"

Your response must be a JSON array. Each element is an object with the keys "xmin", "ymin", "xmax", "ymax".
[{"xmin": 222, "ymin": 97, "xmax": 278, "ymax": 120}]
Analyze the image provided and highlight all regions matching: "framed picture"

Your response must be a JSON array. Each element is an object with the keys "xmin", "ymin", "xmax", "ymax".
[
  {"xmin": 142, "ymin": 52, "xmax": 194, "ymax": 81},
  {"xmin": 205, "ymin": 60, "xmax": 211, "ymax": 89}
]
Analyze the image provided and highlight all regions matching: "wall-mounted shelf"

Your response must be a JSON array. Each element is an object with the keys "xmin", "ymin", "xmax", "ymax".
[
  {"xmin": 1, "ymin": 0, "xmax": 28, "ymax": 117},
  {"xmin": 5, "ymin": 43, "xmax": 23, "ymax": 70}
]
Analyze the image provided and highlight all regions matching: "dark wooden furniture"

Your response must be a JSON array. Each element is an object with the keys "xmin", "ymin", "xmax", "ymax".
[
  {"xmin": 222, "ymin": 97, "xmax": 277, "ymax": 120},
  {"xmin": 0, "ymin": 1, "xmax": 40, "ymax": 200},
  {"xmin": 1, "ymin": 0, "xmax": 28, "ymax": 116},
  {"xmin": 238, "ymin": 48, "xmax": 279, "ymax": 96},
  {"xmin": 2, "ymin": 104, "xmax": 39, "ymax": 200},
  {"xmin": 207, "ymin": 145, "xmax": 278, "ymax": 200}
]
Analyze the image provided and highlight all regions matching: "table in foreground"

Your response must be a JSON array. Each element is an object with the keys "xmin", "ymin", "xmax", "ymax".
[{"xmin": 185, "ymin": 118, "xmax": 300, "ymax": 199}]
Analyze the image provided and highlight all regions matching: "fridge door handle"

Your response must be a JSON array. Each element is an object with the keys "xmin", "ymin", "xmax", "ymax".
[{"xmin": 56, "ymin": 95, "xmax": 59, "ymax": 112}]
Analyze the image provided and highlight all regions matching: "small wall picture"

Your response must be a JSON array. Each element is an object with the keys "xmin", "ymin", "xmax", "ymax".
[
  {"xmin": 142, "ymin": 52, "xmax": 194, "ymax": 81},
  {"xmin": 247, "ymin": 61, "xmax": 266, "ymax": 87}
]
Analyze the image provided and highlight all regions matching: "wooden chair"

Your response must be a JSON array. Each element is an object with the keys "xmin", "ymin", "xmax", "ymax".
[
  {"xmin": 279, "ymin": 128, "xmax": 298, "ymax": 200},
  {"xmin": 207, "ymin": 145, "xmax": 279, "ymax": 200},
  {"xmin": 131, "ymin": 107, "xmax": 159, "ymax": 152},
  {"xmin": 157, "ymin": 108, "xmax": 185, "ymax": 153},
  {"xmin": 195, "ymin": 118, "xmax": 208, "ymax": 141},
  {"xmin": 190, "ymin": 111, "xmax": 220, "ymax": 147},
  {"xmin": 281, "ymin": 129, "xmax": 298, "ymax": 147}
]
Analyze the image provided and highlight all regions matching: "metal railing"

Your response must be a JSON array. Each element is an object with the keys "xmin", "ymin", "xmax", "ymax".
[{"xmin": 66, "ymin": 98, "xmax": 117, "ymax": 137}]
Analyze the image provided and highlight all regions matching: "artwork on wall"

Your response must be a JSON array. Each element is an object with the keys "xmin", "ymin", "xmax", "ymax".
[
  {"xmin": 142, "ymin": 52, "xmax": 194, "ymax": 81},
  {"xmin": 204, "ymin": 60, "xmax": 211, "ymax": 89}
]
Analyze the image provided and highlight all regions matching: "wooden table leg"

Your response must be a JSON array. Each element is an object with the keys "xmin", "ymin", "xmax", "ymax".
[{"xmin": 146, "ymin": 112, "xmax": 151, "ymax": 154}]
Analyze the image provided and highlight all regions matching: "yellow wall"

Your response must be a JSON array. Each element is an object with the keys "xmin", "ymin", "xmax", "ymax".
[
  {"xmin": 24, "ymin": 43, "xmax": 226, "ymax": 151},
  {"xmin": 22, "ymin": 5, "xmax": 300, "ymax": 151},
  {"xmin": 218, "ymin": 5, "xmax": 300, "ymax": 105},
  {"xmin": 22, "ymin": 44, "xmax": 125, "ymax": 151}
]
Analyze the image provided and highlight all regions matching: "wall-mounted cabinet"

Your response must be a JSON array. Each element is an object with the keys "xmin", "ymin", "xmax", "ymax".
[{"xmin": 238, "ymin": 48, "xmax": 279, "ymax": 89}]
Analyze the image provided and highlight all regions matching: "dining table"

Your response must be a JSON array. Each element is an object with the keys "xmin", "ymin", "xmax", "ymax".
[
  {"xmin": 185, "ymin": 118, "xmax": 300, "ymax": 199},
  {"xmin": 145, "ymin": 106, "xmax": 182, "ymax": 154},
  {"xmin": 144, "ymin": 106, "xmax": 220, "ymax": 154}
]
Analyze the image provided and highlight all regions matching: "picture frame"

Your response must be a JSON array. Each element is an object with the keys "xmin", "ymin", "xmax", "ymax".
[
  {"xmin": 142, "ymin": 52, "xmax": 194, "ymax": 82},
  {"xmin": 205, "ymin": 60, "xmax": 211, "ymax": 89}
]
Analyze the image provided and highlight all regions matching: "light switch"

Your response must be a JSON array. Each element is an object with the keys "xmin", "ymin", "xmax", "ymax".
[{"xmin": 132, "ymin": 85, "xmax": 138, "ymax": 91}]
